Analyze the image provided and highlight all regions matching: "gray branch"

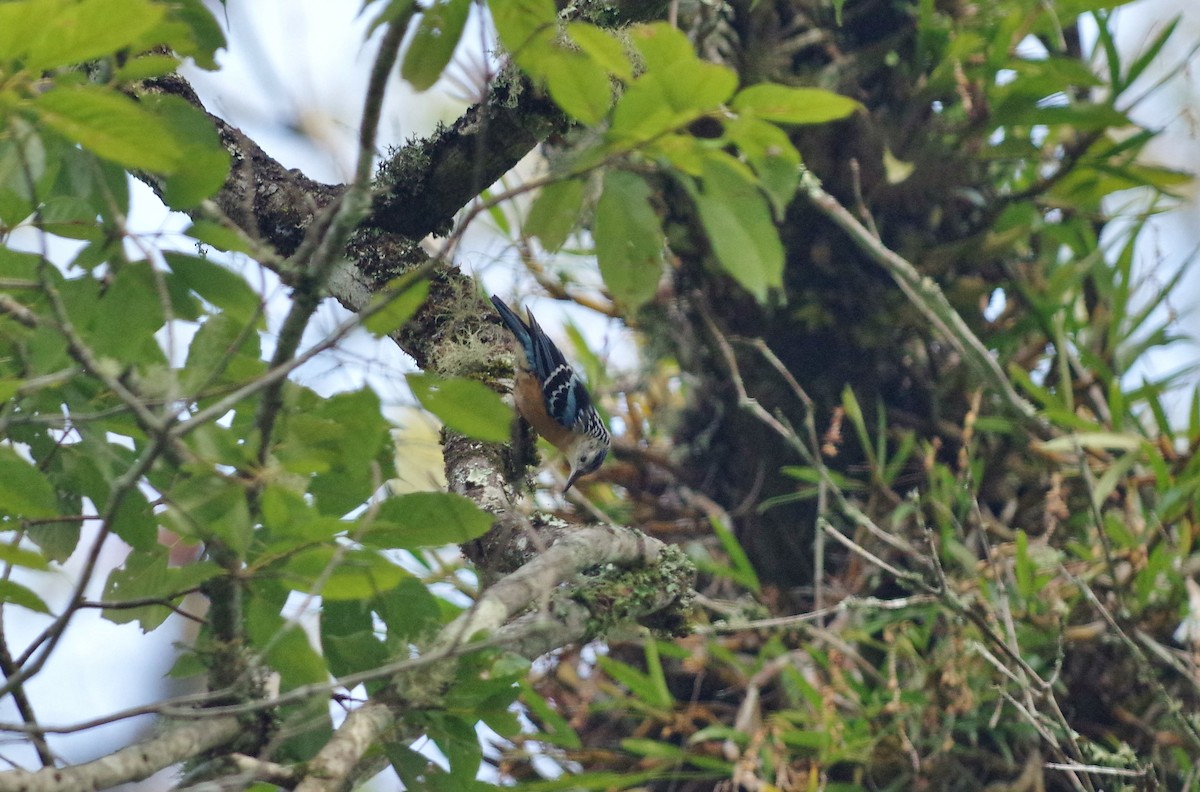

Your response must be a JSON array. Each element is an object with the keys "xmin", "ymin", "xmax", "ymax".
[{"xmin": 0, "ymin": 716, "xmax": 241, "ymax": 792}]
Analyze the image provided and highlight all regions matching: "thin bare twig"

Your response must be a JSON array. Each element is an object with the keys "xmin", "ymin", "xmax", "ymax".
[{"xmin": 802, "ymin": 180, "xmax": 1042, "ymax": 429}]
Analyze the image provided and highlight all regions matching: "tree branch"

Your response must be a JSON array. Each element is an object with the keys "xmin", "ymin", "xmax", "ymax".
[
  {"xmin": 294, "ymin": 704, "xmax": 395, "ymax": 792},
  {"xmin": 802, "ymin": 180, "xmax": 1045, "ymax": 432},
  {"xmin": 0, "ymin": 716, "xmax": 242, "ymax": 792}
]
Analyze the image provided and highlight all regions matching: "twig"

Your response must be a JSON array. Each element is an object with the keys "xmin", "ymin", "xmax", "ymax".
[
  {"xmin": 817, "ymin": 517, "xmax": 928, "ymax": 588},
  {"xmin": 78, "ymin": 596, "xmax": 207, "ymax": 625},
  {"xmin": 252, "ymin": 12, "xmax": 413, "ymax": 470},
  {"xmin": 802, "ymin": 180, "xmax": 1042, "ymax": 430},
  {"xmin": 0, "ymin": 614, "xmax": 53, "ymax": 767},
  {"xmin": 692, "ymin": 593, "xmax": 938, "ymax": 634},
  {"xmin": 1066, "ymin": 566, "xmax": 1200, "ymax": 752},
  {"xmin": 700, "ymin": 309, "xmax": 921, "ymax": 561}
]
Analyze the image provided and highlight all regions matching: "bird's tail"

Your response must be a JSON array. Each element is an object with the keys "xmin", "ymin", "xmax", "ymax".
[{"xmin": 490, "ymin": 295, "xmax": 530, "ymax": 345}]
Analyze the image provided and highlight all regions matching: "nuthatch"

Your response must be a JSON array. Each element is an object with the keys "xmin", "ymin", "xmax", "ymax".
[{"xmin": 491, "ymin": 295, "xmax": 610, "ymax": 490}]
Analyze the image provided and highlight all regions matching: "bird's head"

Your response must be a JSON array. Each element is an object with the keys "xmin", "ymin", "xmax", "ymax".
[{"xmin": 564, "ymin": 434, "xmax": 609, "ymax": 491}]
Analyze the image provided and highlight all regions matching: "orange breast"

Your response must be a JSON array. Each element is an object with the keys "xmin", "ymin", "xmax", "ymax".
[{"xmin": 514, "ymin": 369, "xmax": 573, "ymax": 451}]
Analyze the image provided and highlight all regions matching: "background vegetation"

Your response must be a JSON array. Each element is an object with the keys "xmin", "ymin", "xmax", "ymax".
[{"xmin": 0, "ymin": 0, "xmax": 1198, "ymax": 789}]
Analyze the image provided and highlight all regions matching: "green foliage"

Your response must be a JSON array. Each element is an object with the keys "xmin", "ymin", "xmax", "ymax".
[
  {"xmin": 594, "ymin": 170, "xmax": 664, "ymax": 308},
  {"xmin": 401, "ymin": 0, "xmax": 472, "ymax": 92},
  {"xmin": 0, "ymin": 0, "xmax": 521, "ymax": 779},
  {"xmin": 524, "ymin": 177, "xmax": 584, "ymax": 253},
  {"xmin": 496, "ymin": 17, "xmax": 856, "ymax": 308},
  {"xmin": 363, "ymin": 277, "xmax": 429, "ymax": 337},
  {"xmin": 408, "ymin": 372, "xmax": 512, "ymax": 442},
  {"xmin": 1, "ymin": 1, "xmax": 228, "ymax": 215}
]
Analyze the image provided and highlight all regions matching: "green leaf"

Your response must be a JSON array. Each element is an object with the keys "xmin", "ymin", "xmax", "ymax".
[
  {"xmin": 184, "ymin": 220, "xmax": 254, "ymax": 253},
  {"xmin": 724, "ymin": 115, "xmax": 802, "ymax": 216},
  {"xmin": 408, "ymin": 373, "xmax": 512, "ymax": 442},
  {"xmin": 1121, "ymin": 16, "xmax": 1179, "ymax": 95},
  {"xmin": 11, "ymin": 0, "xmax": 165, "ymax": 71},
  {"xmin": 26, "ymin": 519, "xmax": 80, "ymax": 563},
  {"xmin": 692, "ymin": 153, "xmax": 784, "ymax": 302},
  {"xmin": 609, "ymin": 61, "xmax": 736, "ymax": 144},
  {"xmin": 143, "ymin": 94, "xmax": 230, "ymax": 208},
  {"xmin": 114, "ymin": 53, "xmax": 180, "ymax": 82},
  {"xmin": 594, "ymin": 170, "xmax": 664, "ymax": 309},
  {"xmin": 321, "ymin": 600, "xmax": 389, "ymax": 678},
  {"xmin": 608, "ymin": 76, "xmax": 681, "ymax": 144},
  {"xmin": 1092, "ymin": 452, "xmax": 1140, "ymax": 511},
  {"xmin": 262, "ymin": 625, "xmax": 329, "ymax": 689},
  {"xmin": 385, "ymin": 743, "xmax": 435, "ymax": 789},
  {"xmin": 596, "ymin": 655, "xmax": 672, "ymax": 709},
  {"xmin": 0, "ymin": 580, "xmax": 49, "ymax": 614},
  {"xmin": 35, "ymin": 85, "xmax": 181, "ymax": 174},
  {"xmin": 0, "ymin": 446, "xmax": 59, "ymax": 519},
  {"xmin": 245, "ymin": 588, "xmax": 330, "ymax": 691},
  {"xmin": 0, "ymin": 380, "xmax": 23, "ymax": 403},
  {"xmin": 165, "ymin": 0, "xmax": 226, "ymax": 70},
  {"xmin": 323, "ymin": 624, "xmax": 390, "ymax": 679},
  {"xmin": 103, "ymin": 549, "xmax": 219, "ymax": 631},
  {"xmin": 628, "ymin": 21, "xmax": 695, "ymax": 71},
  {"xmin": 85, "ymin": 261, "xmax": 168, "ymax": 365},
  {"xmin": 643, "ymin": 639, "xmax": 672, "ymax": 708},
  {"xmin": 642, "ymin": 133, "xmax": 706, "ymax": 176},
  {"xmin": 283, "ymin": 547, "xmax": 409, "ymax": 600},
  {"xmin": 491, "ymin": 0, "xmax": 557, "ymax": 61},
  {"xmin": 429, "ymin": 713, "xmax": 483, "ymax": 782},
  {"xmin": 401, "ymin": 0, "xmax": 471, "ymax": 91},
  {"xmin": 110, "ymin": 487, "xmax": 157, "ymax": 551},
  {"xmin": 732, "ymin": 83, "xmax": 860, "ymax": 125},
  {"xmin": 283, "ymin": 388, "xmax": 392, "ymax": 516},
  {"xmin": 567, "ymin": 22, "xmax": 633, "ymax": 81},
  {"xmin": 620, "ymin": 738, "xmax": 686, "ymax": 759},
  {"xmin": 777, "ymin": 730, "xmax": 831, "ymax": 750},
  {"xmin": 544, "ymin": 47, "xmax": 613, "ymax": 125},
  {"xmin": 163, "ymin": 475, "xmax": 253, "ymax": 554},
  {"xmin": 374, "ymin": 576, "xmax": 443, "ymax": 641},
  {"xmin": 363, "ymin": 278, "xmax": 429, "ymax": 337},
  {"xmin": 524, "ymin": 178, "xmax": 584, "ymax": 252},
  {"xmin": 365, "ymin": 492, "xmax": 494, "ymax": 549},
  {"xmin": 166, "ymin": 253, "xmax": 263, "ymax": 323},
  {"xmin": 676, "ymin": 63, "xmax": 738, "ymax": 110},
  {"xmin": 990, "ymin": 100, "xmax": 1130, "ymax": 132},
  {"xmin": 260, "ymin": 485, "xmax": 343, "ymax": 543},
  {"xmin": 520, "ymin": 681, "xmax": 582, "ymax": 748},
  {"xmin": 1014, "ymin": 529, "xmax": 1033, "ymax": 599},
  {"xmin": 0, "ymin": 247, "xmax": 42, "ymax": 281},
  {"xmin": 0, "ymin": 544, "xmax": 49, "ymax": 570},
  {"xmin": 1035, "ymin": 432, "xmax": 1145, "ymax": 454},
  {"xmin": 366, "ymin": 0, "xmax": 417, "ymax": 35},
  {"xmin": 709, "ymin": 512, "xmax": 760, "ymax": 593},
  {"xmin": 37, "ymin": 196, "xmax": 100, "ymax": 241},
  {"xmin": 182, "ymin": 312, "xmax": 264, "ymax": 393},
  {"xmin": 0, "ymin": 122, "xmax": 47, "ymax": 227}
]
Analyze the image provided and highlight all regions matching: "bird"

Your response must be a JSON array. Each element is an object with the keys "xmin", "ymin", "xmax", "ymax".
[{"xmin": 490, "ymin": 295, "xmax": 610, "ymax": 490}]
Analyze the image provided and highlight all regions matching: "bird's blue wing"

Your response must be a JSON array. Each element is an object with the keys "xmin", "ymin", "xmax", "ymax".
[
  {"xmin": 524, "ymin": 309, "xmax": 591, "ymax": 430},
  {"xmin": 491, "ymin": 295, "xmax": 594, "ymax": 431}
]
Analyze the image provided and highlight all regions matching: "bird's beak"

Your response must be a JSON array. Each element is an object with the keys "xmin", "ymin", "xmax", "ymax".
[{"xmin": 564, "ymin": 468, "xmax": 581, "ymax": 491}]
